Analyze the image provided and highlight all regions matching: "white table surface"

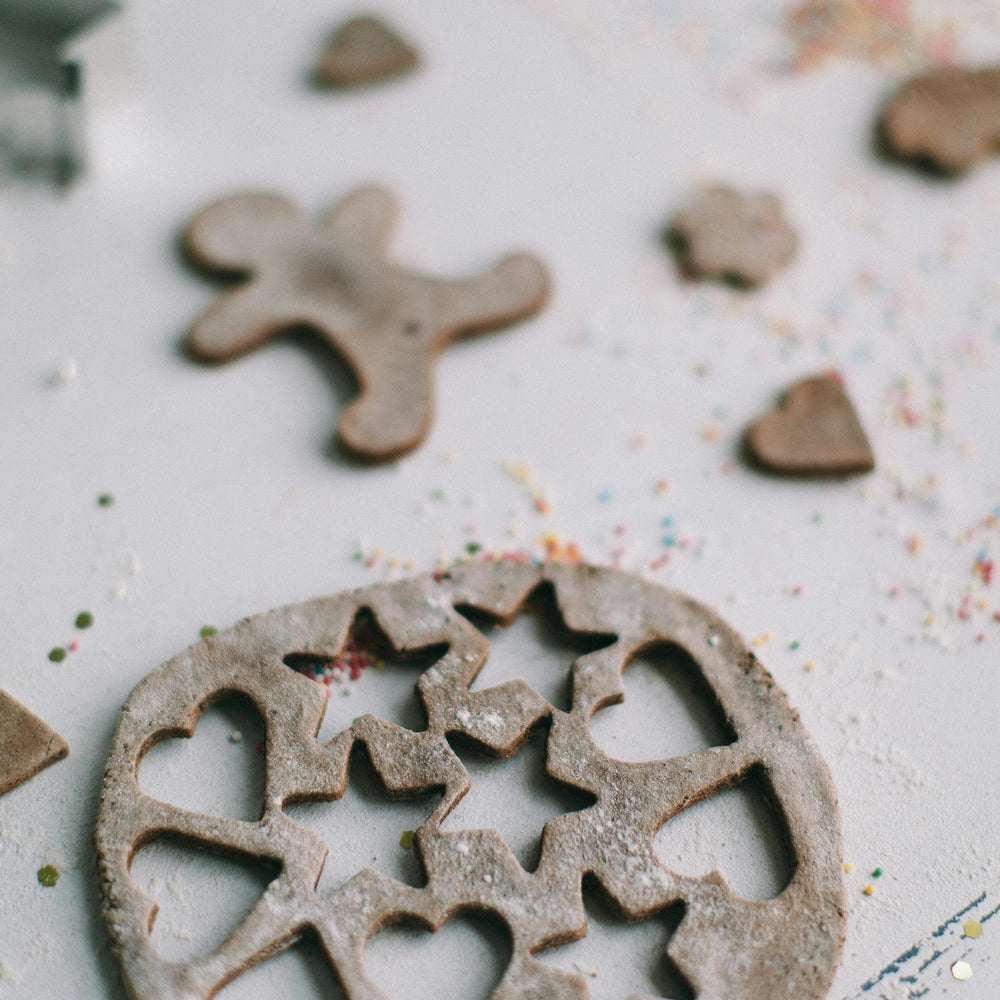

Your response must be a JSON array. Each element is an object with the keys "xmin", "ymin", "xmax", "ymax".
[{"xmin": 1, "ymin": 1, "xmax": 998, "ymax": 998}]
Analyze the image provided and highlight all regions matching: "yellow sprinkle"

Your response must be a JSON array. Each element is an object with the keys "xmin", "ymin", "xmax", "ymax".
[
  {"xmin": 399, "ymin": 830, "xmax": 415, "ymax": 850},
  {"xmin": 753, "ymin": 632, "xmax": 773, "ymax": 646},
  {"xmin": 862, "ymin": 884, "xmax": 876, "ymax": 896},
  {"xmin": 951, "ymin": 960, "xmax": 973, "ymax": 981},
  {"xmin": 844, "ymin": 862, "xmax": 854, "ymax": 872},
  {"xmin": 700, "ymin": 424, "xmax": 721, "ymax": 442},
  {"xmin": 963, "ymin": 920, "xmax": 983, "ymax": 939},
  {"xmin": 924, "ymin": 614, "xmax": 935, "ymax": 626},
  {"xmin": 804, "ymin": 661, "xmax": 818, "ymax": 673}
]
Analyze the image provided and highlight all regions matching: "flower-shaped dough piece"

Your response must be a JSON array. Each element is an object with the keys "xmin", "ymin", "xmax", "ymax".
[
  {"xmin": 183, "ymin": 187, "xmax": 550, "ymax": 462},
  {"xmin": 880, "ymin": 66, "xmax": 1000, "ymax": 174},
  {"xmin": 669, "ymin": 185, "xmax": 798, "ymax": 288},
  {"xmin": 95, "ymin": 562, "xmax": 845, "ymax": 1000}
]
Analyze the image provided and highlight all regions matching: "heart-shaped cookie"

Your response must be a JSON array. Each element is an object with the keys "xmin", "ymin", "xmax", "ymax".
[
  {"xmin": 315, "ymin": 15, "xmax": 419, "ymax": 88},
  {"xmin": 746, "ymin": 375, "xmax": 874, "ymax": 476}
]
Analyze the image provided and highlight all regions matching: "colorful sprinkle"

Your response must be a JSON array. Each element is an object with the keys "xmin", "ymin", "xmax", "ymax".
[
  {"xmin": 399, "ymin": 830, "xmax": 415, "ymax": 850},
  {"xmin": 844, "ymin": 862, "xmax": 854, "ymax": 872},
  {"xmin": 48, "ymin": 647, "xmax": 67, "ymax": 663},
  {"xmin": 37, "ymin": 865, "xmax": 59, "ymax": 887},
  {"xmin": 951, "ymin": 960, "xmax": 973, "ymax": 981},
  {"xmin": 963, "ymin": 920, "xmax": 983, "ymax": 939},
  {"xmin": 863, "ymin": 884, "xmax": 876, "ymax": 896},
  {"xmin": 200, "ymin": 626, "xmax": 218, "ymax": 639},
  {"xmin": 97, "ymin": 493, "xmax": 114, "ymax": 507},
  {"xmin": 872, "ymin": 867, "xmax": 883, "ymax": 878},
  {"xmin": 75, "ymin": 611, "xmax": 94, "ymax": 629}
]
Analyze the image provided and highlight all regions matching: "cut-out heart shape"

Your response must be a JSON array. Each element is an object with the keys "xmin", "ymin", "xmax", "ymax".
[
  {"xmin": 130, "ymin": 839, "xmax": 278, "ymax": 963},
  {"xmin": 654, "ymin": 770, "xmax": 794, "ymax": 902},
  {"xmin": 139, "ymin": 696, "xmax": 265, "ymax": 822},
  {"xmin": 219, "ymin": 933, "xmax": 345, "ymax": 999},
  {"xmin": 314, "ymin": 15, "xmax": 419, "ymax": 88},
  {"xmin": 285, "ymin": 745, "xmax": 436, "ymax": 892},
  {"xmin": 589, "ymin": 643, "xmax": 735, "ymax": 763},
  {"xmin": 539, "ymin": 890, "xmax": 693, "ymax": 1000},
  {"xmin": 443, "ymin": 725, "xmax": 595, "ymax": 872},
  {"xmin": 745, "ymin": 374, "xmax": 874, "ymax": 476},
  {"xmin": 367, "ymin": 914, "xmax": 510, "ymax": 1000},
  {"xmin": 0, "ymin": 689, "xmax": 68, "ymax": 797}
]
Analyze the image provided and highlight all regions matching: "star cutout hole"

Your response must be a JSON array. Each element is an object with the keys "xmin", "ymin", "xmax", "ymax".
[
  {"xmin": 283, "ymin": 608, "xmax": 447, "ymax": 741},
  {"xmin": 457, "ymin": 583, "xmax": 616, "ymax": 713},
  {"xmin": 443, "ymin": 723, "xmax": 595, "ymax": 872},
  {"xmin": 284, "ymin": 744, "xmax": 439, "ymax": 893}
]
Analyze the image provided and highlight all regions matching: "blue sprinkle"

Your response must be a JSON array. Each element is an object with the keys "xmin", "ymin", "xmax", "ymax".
[
  {"xmin": 662, "ymin": 536, "xmax": 676, "ymax": 547},
  {"xmin": 598, "ymin": 490, "xmax": 613, "ymax": 503},
  {"xmin": 661, "ymin": 516, "xmax": 674, "ymax": 528}
]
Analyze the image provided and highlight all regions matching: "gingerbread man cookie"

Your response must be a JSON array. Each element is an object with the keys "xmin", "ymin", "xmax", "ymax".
[
  {"xmin": 880, "ymin": 66, "xmax": 1000, "ymax": 174},
  {"xmin": 183, "ymin": 187, "xmax": 550, "ymax": 461},
  {"xmin": 96, "ymin": 562, "xmax": 845, "ymax": 1000},
  {"xmin": 668, "ymin": 185, "xmax": 798, "ymax": 288}
]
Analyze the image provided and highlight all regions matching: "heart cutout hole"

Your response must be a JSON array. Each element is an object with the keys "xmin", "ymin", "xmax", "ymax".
[
  {"xmin": 139, "ymin": 694, "xmax": 266, "ymax": 822},
  {"xmin": 366, "ymin": 912, "xmax": 511, "ymax": 1000}
]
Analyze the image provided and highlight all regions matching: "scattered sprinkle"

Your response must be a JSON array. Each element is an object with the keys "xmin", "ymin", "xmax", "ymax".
[
  {"xmin": 844, "ymin": 862, "xmax": 855, "ymax": 872},
  {"xmin": 399, "ymin": 830, "xmax": 415, "ymax": 850},
  {"xmin": 97, "ymin": 493, "xmax": 114, "ymax": 507},
  {"xmin": 37, "ymin": 865, "xmax": 59, "ymax": 887},
  {"xmin": 863, "ymin": 883, "xmax": 876, "ymax": 896},
  {"xmin": 804, "ymin": 660, "xmax": 818, "ymax": 672},
  {"xmin": 75, "ymin": 611, "xmax": 94, "ymax": 630},
  {"xmin": 199, "ymin": 626, "xmax": 218, "ymax": 639},
  {"xmin": 228, "ymin": 731, "xmax": 243, "ymax": 744},
  {"xmin": 963, "ymin": 920, "xmax": 983, "ymax": 939},
  {"xmin": 872, "ymin": 867, "xmax": 883, "ymax": 878},
  {"xmin": 951, "ymin": 960, "xmax": 973, "ymax": 981},
  {"xmin": 48, "ymin": 647, "xmax": 67, "ymax": 663}
]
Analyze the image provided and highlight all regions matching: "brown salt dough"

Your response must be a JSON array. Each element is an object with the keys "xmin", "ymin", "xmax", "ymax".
[
  {"xmin": 183, "ymin": 187, "xmax": 549, "ymax": 462},
  {"xmin": 0, "ymin": 689, "xmax": 68, "ymax": 797},
  {"xmin": 315, "ymin": 15, "xmax": 419, "ymax": 88},
  {"xmin": 746, "ymin": 374, "xmax": 875, "ymax": 477},
  {"xmin": 95, "ymin": 562, "xmax": 845, "ymax": 1000},
  {"xmin": 669, "ymin": 185, "xmax": 798, "ymax": 288},
  {"xmin": 881, "ymin": 66, "xmax": 1000, "ymax": 174}
]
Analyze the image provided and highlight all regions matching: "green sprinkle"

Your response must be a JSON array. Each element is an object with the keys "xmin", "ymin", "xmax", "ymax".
[
  {"xmin": 465, "ymin": 542, "xmax": 482, "ymax": 555},
  {"xmin": 199, "ymin": 625, "xmax": 218, "ymax": 639},
  {"xmin": 812, "ymin": 513, "xmax": 824, "ymax": 524},
  {"xmin": 399, "ymin": 830, "xmax": 415, "ymax": 850},
  {"xmin": 37, "ymin": 865, "xmax": 59, "ymax": 887},
  {"xmin": 872, "ymin": 867, "xmax": 883, "ymax": 878},
  {"xmin": 75, "ymin": 611, "xmax": 94, "ymax": 630},
  {"xmin": 789, "ymin": 640, "xmax": 800, "ymax": 651},
  {"xmin": 48, "ymin": 647, "xmax": 67, "ymax": 663},
  {"xmin": 97, "ymin": 493, "xmax": 114, "ymax": 507}
]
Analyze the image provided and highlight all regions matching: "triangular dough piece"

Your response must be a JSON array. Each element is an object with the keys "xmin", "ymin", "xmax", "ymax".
[
  {"xmin": 315, "ymin": 16, "xmax": 419, "ymax": 88},
  {"xmin": 0, "ymin": 689, "xmax": 69, "ymax": 797}
]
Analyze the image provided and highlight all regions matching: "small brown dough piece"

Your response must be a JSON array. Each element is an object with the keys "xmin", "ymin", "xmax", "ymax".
[
  {"xmin": 746, "ymin": 374, "xmax": 875, "ymax": 476},
  {"xmin": 0, "ymin": 689, "xmax": 69, "ymax": 797},
  {"xmin": 183, "ymin": 187, "xmax": 549, "ymax": 462},
  {"xmin": 881, "ymin": 66, "xmax": 1000, "ymax": 174},
  {"xmin": 669, "ymin": 185, "xmax": 798, "ymax": 288},
  {"xmin": 315, "ymin": 15, "xmax": 419, "ymax": 87},
  {"xmin": 96, "ymin": 563, "xmax": 845, "ymax": 1000}
]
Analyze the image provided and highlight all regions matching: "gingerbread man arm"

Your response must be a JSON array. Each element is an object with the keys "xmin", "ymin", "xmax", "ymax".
[
  {"xmin": 434, "ymin": 253, "xmax": 550, "ymax": 337},
  {"xmin": 320, "ymin": 185, "xmax": 399, "ymax": 252}
]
